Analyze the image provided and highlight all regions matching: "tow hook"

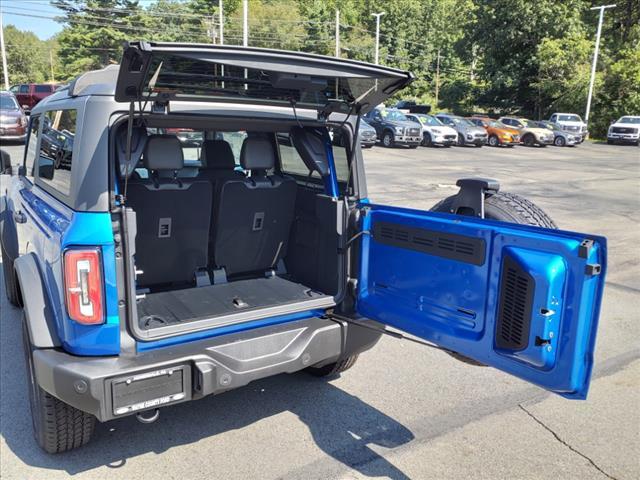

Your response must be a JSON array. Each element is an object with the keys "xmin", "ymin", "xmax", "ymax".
[{"xmin": 136, "ymin": 409, "xmax": 160, "ymax": 424}]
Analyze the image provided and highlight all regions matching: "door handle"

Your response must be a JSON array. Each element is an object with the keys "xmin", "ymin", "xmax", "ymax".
[{"xmin": 13, "ymin": 211, "xmax": 26, "ymax": 224}]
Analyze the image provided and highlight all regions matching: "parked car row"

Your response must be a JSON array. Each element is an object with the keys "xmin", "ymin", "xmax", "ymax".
[{"xmin": 358, "ymin": 106, "xmax": 640, "ymax": 149}]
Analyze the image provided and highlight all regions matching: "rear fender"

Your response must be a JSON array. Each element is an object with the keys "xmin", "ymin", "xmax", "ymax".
[{"xmin": 14, "ymin": 253, "xmax": 61, "ymax": 348}]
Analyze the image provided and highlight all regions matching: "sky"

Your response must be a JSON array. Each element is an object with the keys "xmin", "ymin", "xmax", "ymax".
[
  {"xmin": 2, "ymin": 0, "xmax": 64, "ymax": 40},
  {"xmin": 1, "ymin": 0, "xmax": 167, "ymax": 40}
]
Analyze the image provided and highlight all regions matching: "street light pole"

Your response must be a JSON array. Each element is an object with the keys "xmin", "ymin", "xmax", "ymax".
[
  {"xmin": 585, "ymin": 4, "xmax": 616, "ymax": 125},
  {"xmin": 218, "ymin": 0, "xmax": 224, "ymax": 45},
  {"xmin": 371, "ymin": 12, "xmax": 385, "ymax": 65},
  {"xmin": 335, "ymin": 9, "xmax": 340, "ymax": 58}
]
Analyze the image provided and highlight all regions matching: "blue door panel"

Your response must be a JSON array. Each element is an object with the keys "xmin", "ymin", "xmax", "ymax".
[{"xmin": 357, "ymin": 204, "xmax": 606, "ymax": 399}]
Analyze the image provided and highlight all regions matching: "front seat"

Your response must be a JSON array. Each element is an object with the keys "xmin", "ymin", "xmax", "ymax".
[{"xmin": 212, "ymin": 134, "xmax": 297, "ymax": 277}]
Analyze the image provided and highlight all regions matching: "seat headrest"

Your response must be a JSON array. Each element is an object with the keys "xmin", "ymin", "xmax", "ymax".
[
  {"xmin": 240, "ymin": 135, "xmax": 275, "ymax": 171},
  {"xmin": 143, "ymin": 135, "xmax": 184, "ymax": 171},
  {"xmin": 201, "ymin": 140, "xmax": 236, "ymax": 170}
]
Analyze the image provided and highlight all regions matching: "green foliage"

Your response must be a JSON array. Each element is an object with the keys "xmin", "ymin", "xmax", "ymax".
[
  {"xmin": 5, "ymin": 0, "xmax": 637, "ymax": 134},
  {"xmin": 1, "ymin": 25, "xmax": 54, "ymax": 85},
  {"xmin": 591, "ymin": 47, "xmax": 640, "ymax": 137}
]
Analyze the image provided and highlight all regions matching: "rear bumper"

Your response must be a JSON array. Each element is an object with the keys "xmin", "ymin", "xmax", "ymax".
[{"xmin": 32, "ymin": 317, "xmax": 381, "ymax": 422}]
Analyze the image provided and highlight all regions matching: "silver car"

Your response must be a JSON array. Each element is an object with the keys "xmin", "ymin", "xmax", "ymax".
[
  {"xmin": 536, "ymin": 121, "xmax": 580, "ymax": 147},
  {"xmin": 435, "ymin": 113, "xmax": 488, "ymax": 147}
]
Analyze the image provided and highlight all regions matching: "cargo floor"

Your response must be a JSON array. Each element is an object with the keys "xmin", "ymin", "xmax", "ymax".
[{"xmin": 137, "ymin": 276, "xmax": 333, "ymax": 331}]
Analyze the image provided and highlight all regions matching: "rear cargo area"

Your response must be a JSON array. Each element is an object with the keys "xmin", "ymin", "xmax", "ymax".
[
  {"xmin": 118, "ymin": 124, "xmax": 345, "ymax": 339},
  {"xmin": 137, "ymin": 276, "xmax": 331, "ymax": 331}
]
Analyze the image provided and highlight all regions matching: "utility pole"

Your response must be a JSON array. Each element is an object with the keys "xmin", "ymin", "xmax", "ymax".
[
  {"xmin": 434, "ymin": 49, "xmax": 440, "ymax": 109},
  {"xmin": 242, "ymin": 0, "xmax": 248, "ymax": 47},
  {"xmin": 585, "ymin": 4, "xmax": 616, "ymax": 125},
  {"xmin": 49, "ymin": 50, "xmax": 55, "ymax": 83},
  {"xmin": 371, "ymin": 12, "xmax": 385, "ymax": 65},
  {"xmin": 218, "ymin": 0, "xmax": 224, "ymax": 45},
  {"xmin": 335, "ymin": 9, "xmax": 340, "ymax": 58},
  {"xmin": 0, "ymin": 12, "xmax": 9, "ymax": 90}
]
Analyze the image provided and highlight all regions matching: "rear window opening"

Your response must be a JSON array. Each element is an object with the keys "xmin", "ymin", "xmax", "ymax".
[{"xmin": 113, "ymin": 117, "xmax": 352, "ymax": 340}]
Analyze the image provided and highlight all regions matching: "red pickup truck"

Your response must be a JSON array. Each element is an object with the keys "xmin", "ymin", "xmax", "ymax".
[{"xmin": 10, "ymin": 83, "xmax": 58, "ymax": 112}]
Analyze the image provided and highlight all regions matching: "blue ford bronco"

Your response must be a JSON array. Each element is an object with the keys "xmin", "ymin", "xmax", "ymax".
[{"xmin": 0, "ymin": 42, "xmax": 606, "ymax": 453}]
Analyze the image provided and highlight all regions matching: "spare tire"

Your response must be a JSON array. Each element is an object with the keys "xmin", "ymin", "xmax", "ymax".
[
  {"xmin": 431, "ymin": 191, "xmax": 558, "ymax": 229},
  {"xmin": 431, "ymin": 190, "xmax": 557, "ymax": 367}
]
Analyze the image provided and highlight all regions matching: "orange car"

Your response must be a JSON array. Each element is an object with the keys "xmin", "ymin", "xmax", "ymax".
[{"xmin": 468, "ymin": 116, "xmax": 520, "ymax": 147}]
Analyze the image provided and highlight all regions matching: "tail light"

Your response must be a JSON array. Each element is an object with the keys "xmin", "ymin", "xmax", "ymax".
[{"xmin": 64, "ymin": 248, "xmax": 104, "ymax": 325}]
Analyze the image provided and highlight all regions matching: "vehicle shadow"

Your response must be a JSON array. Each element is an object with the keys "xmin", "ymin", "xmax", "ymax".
[{"xmin": 0, "ymin": 261, "xmax": 414, "ymax": 479}]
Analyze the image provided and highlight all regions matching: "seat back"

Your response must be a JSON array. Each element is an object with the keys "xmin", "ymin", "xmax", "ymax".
[
  {"xmin": 126, "ymin": 135, "xmax": 212, "ymax": 288},
  {"xmin": 213, "ymin": 135, "xmax": 296, "ymax": 276}
]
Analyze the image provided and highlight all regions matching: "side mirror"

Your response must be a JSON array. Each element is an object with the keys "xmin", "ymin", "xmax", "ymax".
[{"xmin": 0, "ymin": 149, "xmax": 12, "ymax": 175}]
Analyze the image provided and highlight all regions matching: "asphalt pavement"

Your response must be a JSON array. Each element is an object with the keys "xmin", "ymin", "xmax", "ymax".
[{"xmin": 1, "ymin": 140, "xmax": 638, "ymax": 480}]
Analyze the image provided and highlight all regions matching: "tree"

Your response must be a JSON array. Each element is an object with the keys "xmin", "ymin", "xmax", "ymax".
[{"xmin": 0, "ymin": 25, "xmax": 52, "ymax": 86}]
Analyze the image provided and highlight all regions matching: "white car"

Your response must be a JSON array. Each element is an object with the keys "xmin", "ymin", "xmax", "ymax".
[
  {"xmin": 549, "ymin": 113, "xmax": 588, "ymax": 142},
  {"xmin": 405, "ymin": 113, "xmax": 458, "ymax": 147},
  {"xmin": 607, "ymin": 115, "xmax": 640, "ymax": 146}
]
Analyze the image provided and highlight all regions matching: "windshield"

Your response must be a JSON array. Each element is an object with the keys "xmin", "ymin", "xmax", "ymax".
[
  {"xmin": 618, "ymin": 117, "xmax": 640, "ymax": 124},
  {"xmin": 557, "ymin": 114, "xmax": 582, "ymax": 122},
  {"xmin": 380, "ymin": 110, "xmax": 408, "ymax": 122},
  {"xmin": 0, "ymin": 96, "xmax": 20, "ymax": 111},
  {"xmin": 418, "ymin": 115, "xmax": 443, "ymax": 126},
  {"xmin": 449, "ymin": 117, "xmax": 473, "ymax": 127}
]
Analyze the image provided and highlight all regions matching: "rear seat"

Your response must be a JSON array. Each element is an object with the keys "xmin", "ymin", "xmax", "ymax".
[
  {"xmin": 198, "ymin": 139, "xmax": 244, "ymax": 266},
  {"xmin": 126, "ymin": 135, "xmax": 213, "ymax": 288},
  {"xmin": 212, "ymin": 134, "xmax": 297, "ymax": 277}
]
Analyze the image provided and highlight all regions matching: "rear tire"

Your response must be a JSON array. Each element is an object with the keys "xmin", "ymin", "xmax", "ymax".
[
  {"xmin": 305, "ymin": 355, "xmax": 359, "ymax": 377},
  {"xmin": 1, "ymin": 239, "xmax": 20, "ymax": 306},
  {"xmin": 22, "ymin": 317, "xmax": 95, "ymax": 453},
  {"xmin": 422, "ymin": 132, "xmax": 432, "ymax": 147}
]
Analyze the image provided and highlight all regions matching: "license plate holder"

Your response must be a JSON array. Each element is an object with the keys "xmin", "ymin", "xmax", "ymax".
[{"xmin": 110, "ymin": 365, "xmax": 191, "ymax": 416}]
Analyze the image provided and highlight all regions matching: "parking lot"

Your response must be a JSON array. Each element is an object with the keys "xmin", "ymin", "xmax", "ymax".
[{"xmin": 1, "ymin": 140, "xmax": 638, "ymax": 480}]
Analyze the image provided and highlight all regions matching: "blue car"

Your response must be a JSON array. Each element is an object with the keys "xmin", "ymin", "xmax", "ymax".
[{"xmin": 0, "ymin": 42, "xmax": 607, "ymax": 453}]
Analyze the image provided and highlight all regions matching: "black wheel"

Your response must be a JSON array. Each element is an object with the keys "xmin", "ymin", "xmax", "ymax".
[
  {"xmin": 1, "ymin": 238, "xmax": 20, "ymax": 306},
  {"xmin": 422, "ymin": 132, "xmax": 432, "ymax": 147},
  {"xmin": 22, "ymin": 317, "xmax": 95, "ymax": 453},
  {"xmin": 431, "ymin": 191, "xmax": 557, "ymax": 228},
  {"xmin": 554, "ymin": 136, "xmax": 566, "ymax": 147},
  {"xmin": 488, "ymin": 135, "xmax": 499, "ymax": 147},
  {"xmin": 457, "ymin": 133, "xmax": 465, "ymax": 146},
  {"xmin": 305, "ymin": 355, "xmax": 359, "ymax": 378},
  {"xmin": 523, "ymin": 134, "xmax": 535, "ymax": 147},
  {"xmin": 382, "ymin": 131, "xmax": 394, "ymax": 148}
]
